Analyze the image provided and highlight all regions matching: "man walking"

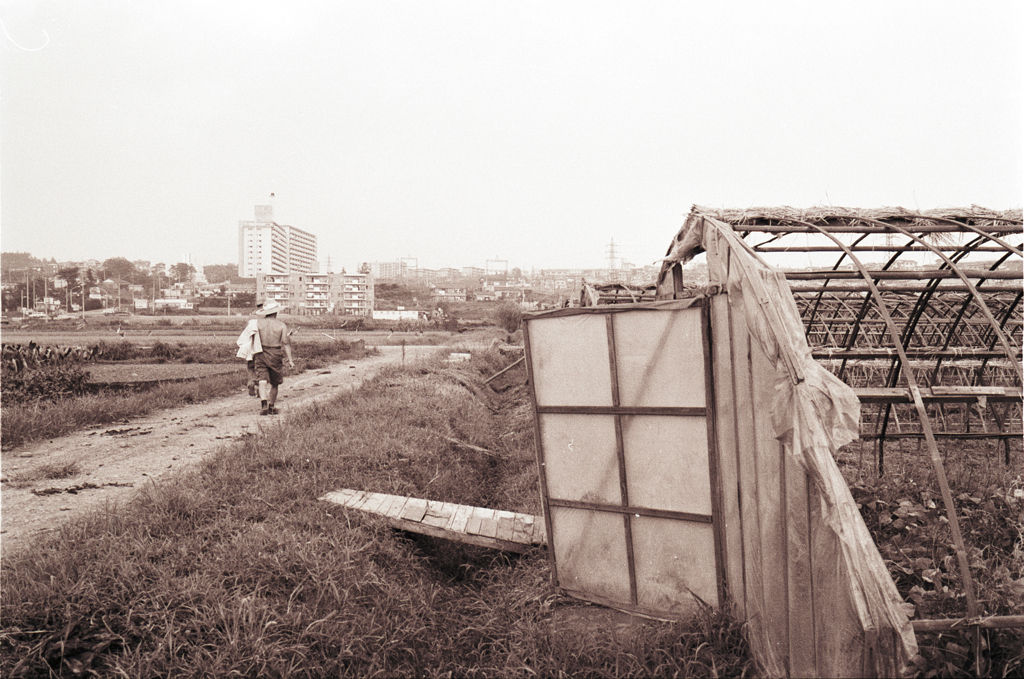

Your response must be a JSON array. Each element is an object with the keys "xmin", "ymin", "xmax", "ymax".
[
  {"xmin": 235, "ymin": 302, "xmax": 263, "ymax": 396},
  {"xmin": 253, "ymin": 300, "xmax": 295, "ymax": 415}
]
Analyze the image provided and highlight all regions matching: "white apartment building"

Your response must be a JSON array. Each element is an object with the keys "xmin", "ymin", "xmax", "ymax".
[
  {"xmin": 256, "ymin": 271, "xmax": 374, "ymax": 316},
  {"xmin": 238, "ymin": 205, "xmax": 318, "ymax": 277}
]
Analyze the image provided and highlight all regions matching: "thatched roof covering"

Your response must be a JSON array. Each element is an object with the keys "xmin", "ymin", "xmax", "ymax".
[
  {"xmin": 653, "ymin": 204, "xmax": 1021, "ymax": 447},
  {"xmin": 690, "ymin": 204, "xmax": 1022, "ymax": 229}
]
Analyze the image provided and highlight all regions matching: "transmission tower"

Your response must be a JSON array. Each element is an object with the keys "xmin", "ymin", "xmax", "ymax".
[{"xmin": 606, "ymin": 238, "xmax": 618, "ymax": 270}]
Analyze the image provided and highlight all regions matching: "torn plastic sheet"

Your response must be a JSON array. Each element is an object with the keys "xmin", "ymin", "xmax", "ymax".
[{"xmin": 659, "ymin": 212, "xmax": 918, "ymax": 675}]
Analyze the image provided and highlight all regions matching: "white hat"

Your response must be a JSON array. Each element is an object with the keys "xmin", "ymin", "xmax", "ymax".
[{"xmin": 256, "ymin": 300, "xmax": 286, "ymax": 316}]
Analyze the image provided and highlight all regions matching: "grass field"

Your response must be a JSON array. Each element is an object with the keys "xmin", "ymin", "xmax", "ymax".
[
  {"xmin": 0, "ymin": 349, "xmax": 756, "ymax": 678},
  {"xmin": 2, "ymin": 326, "xmax": 1021, "ymax": 676}
]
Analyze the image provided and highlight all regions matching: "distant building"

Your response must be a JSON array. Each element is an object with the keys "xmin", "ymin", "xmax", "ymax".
[
  {"xmin": 256, "ymin": 271, "xmax": 374, "ymax": 316},
  {"xmin": 431, "ymin": 287, "xmax": 469, "ymax": 304},
  {"xmin": 372, "ymin": 309, "xmax": 424, "ymax": 321},
  {"xmin": 370, "ymin": 261, "xmax": 409, "ymax": 281},
  {"xmin": 238, "ymin": 204, "xmax": 318, "ymax": 277}
]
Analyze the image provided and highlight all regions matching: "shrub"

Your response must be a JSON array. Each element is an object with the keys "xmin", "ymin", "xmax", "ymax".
[
  {"xmin": 94, "ymin": 341, "xmax": 140, "ymax": 361},
  {"xmin": 493, "ymin": 302, "xmax": 523, "ymax": 333},
  {"xmin": 149, "ymin": 341, "xmax": 180, "ymax": 360},
  {"xmin": 0, "ymin": 365, "xmax": 91, "ymax": 404}
]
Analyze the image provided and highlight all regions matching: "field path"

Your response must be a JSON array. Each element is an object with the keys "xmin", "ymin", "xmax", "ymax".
[{"xmin": 1, "ymin": 345, "xmax": 439, "ymax": 558}]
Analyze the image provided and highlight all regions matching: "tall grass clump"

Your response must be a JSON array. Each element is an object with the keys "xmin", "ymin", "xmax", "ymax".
[
  {"xmin": 493, "ymin": 302, "xmax": 523, "ymax": 333},
  {"xmin": 1, "ymin": 350, "xmax": 755, "ymax": 678}
]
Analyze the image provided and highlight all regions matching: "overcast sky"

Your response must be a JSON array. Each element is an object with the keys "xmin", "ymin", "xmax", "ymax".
[{"xmin": 1, "ymin": 1, "xmax": 1020, "ymax": 273}]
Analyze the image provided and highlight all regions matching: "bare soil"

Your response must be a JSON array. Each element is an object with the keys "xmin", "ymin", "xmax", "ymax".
[
  {"xmin": 0, "ymin": 345, "xmax": 439, "ymax": 557},
  {"xmin": 86, "ymin": 362, "xmax": 239, "ymax": 384}
]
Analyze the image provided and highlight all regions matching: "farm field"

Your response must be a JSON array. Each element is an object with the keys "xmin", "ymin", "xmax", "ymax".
[
  {"xmin": 0, "ymin": 339, "xmax": 761, "ymax": 678},
  {"xmin": 85, "ymin": 362, "xmax": 238, "ymax": 384},
  {"xmin": 1, "ymin": 316, "xmax": 1021, "ymax": 676},
  {"xmin": 0, "ymin": 327, "xmax": 456, "ymax": 348}
]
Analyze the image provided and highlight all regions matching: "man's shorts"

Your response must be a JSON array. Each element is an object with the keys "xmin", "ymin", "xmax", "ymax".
[{"xmin": 254, "ymin": 346, "xmax": 285, "ymax": 386}]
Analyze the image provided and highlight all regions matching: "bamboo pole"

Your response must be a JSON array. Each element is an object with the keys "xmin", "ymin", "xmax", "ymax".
[
  {"xmin": 792, "ymin": 219, "xmax": 985, "ymax": 674},
  {"xmin": 912, "ymin": 615, "xmax": 1024, "ymax": 632}
]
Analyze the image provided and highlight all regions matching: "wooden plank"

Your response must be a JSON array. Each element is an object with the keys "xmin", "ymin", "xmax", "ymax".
[
  {"xmin": 347, "ymin": 490, "xmax": 369, "ymax": 509},
  {"xmin": 399, "ymin": 498, "xmax": 428, "ymax": 523},
  {"xmin": 321, "ymin": 490, "xmax": 548, "ymax": 550},
  {"xmin": 523, "ymin": 320, "xmax": 560, "ymax": 585},
  {"xmin": 518, "ymin": 514, "xmax": 536, "ymax": 543},
  {"xmin": 472, "ymin": 506, "xmax": 495, "ymax": 521},
  {"xmin": 710, "ymin": 293, "xmax": 745, "ymax": 616},
  {"xmin": 785, "ymin": 454, "xmax": 816, "ymax": 676},
  {"xmin": 342, "ymin": 488, "xmax": 363, "ymax": 504},
  {"xmin": 384, "ymin": 495, "xmax": 410, "ymax": 520},
  {"xmin": 854, "ymin": 386, "xmax": 1022, "ymax": 404},
  {"xmin": 730, "ymin": 303, "xmax": 776, "ymax": 674},
  {"xmin": 512, "ymin": 517, "xmax": 533, "ymax": 544},
  {"xmin": 319, "ymin": 490, "xmax": 352, "ymax": 505},
  {"xmin": 809, "ymin": 484, "xmax": 862, "ymax": 679},
  {"xmin": 478, "ymin": 517, "xmax": 500, "ymax": 539},
  {"xmin": 385, "ymin": 516, "xmax": 532, "ymax": 554},
  {"xmin": 606, "ymin": 313, "xmax": 638, "ymax": 609},
  {"xmin": 467, "ymin": 506, "xmax": 495, "ymax": 535},
  {"xmin": 701, "ymin": 299, "xmax": 726, "ymax": 610},
  {"xmin": 496, "ymin": 516, "xmax": 515, "ymax": 542},
  {"xmin": 533, "ymin": 516, "xmax": 547, "ymax": 544},
  {"xmin": 382, "ymin": 494, "xmax": 408, "ymax": 519},
  {"xmin": 362, "ymin": 492, "xmax": 388, "ymax": 515},
  {"xmin": 359, "ymin": 491, "xmax": 383, "ymax": 511},
  {"xmin": 535, "ymin": 405, "xmax": 706, "ymax": 416},
  {"xmin": 749, "ymin": 332, "xmax": 790, "ymax": 672},
  {"xmin": 422, "ymin": 501, "xmax": 453, "ymax": 528},
  {"xmin": 447, "ymin": 503, "xmax": 472, "ymax": 533}
]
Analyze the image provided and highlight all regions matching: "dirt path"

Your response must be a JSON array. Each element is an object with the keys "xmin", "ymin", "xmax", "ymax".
[{"xmin": 0, "ymin": 345, "xmax": 439, "ymax": 558}]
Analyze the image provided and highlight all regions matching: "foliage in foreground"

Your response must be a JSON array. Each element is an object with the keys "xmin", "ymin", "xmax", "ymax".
[
  {"xmin": 0, "ymin": 351, "xmax": 755, "ymax": 678},
  {"xmin": 838, "ymin": 438, "xmax": 1024, "ymax": 677},
  {"xmin": 0, "ymin": 364, "xmax": 92, "ymax": 404}
]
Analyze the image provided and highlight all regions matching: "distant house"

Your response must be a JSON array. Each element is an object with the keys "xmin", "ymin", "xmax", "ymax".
[
  {"xmin": 372, "ymin": 309, "xmax": 424, "ymax": 321},
  {"xmin": 431, "ymin": 287, "xmax": 468, "ymax": 303},
  {"xmin": 154, "ymin": 299, "xmax": 194, "ymax": 310}
]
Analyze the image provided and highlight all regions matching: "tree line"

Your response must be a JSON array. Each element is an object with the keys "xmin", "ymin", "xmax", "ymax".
[{"xmin": 1, "ymin": 253, "xmax": 249, "ymax": 314}]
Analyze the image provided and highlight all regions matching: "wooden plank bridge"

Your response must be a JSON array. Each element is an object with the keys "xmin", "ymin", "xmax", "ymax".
[{"xmin": 320, "ymin": 489, "xmax": 547, "ymax": 553}]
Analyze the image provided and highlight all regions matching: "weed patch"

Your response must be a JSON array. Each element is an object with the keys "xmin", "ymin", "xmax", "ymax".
[
  {"xmin": 840, "ymin": 438, "xmax": 1024, "ymax": 676},
  {"xmin": 0, "ymin": 365, "xmax": 91, "ymax": 404}
]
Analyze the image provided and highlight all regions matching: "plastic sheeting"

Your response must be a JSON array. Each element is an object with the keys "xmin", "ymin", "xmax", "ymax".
[{"xmin": 658, "ymin": 213, "xmax": 918, "ymax": 677}]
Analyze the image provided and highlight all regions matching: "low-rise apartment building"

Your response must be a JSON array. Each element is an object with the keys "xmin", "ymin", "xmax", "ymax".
[
  {"xmin": 431, "ymin": 287, "xmax": 469, "ymax": 304},
  {"xmin": 257, "ymin": 272, "xmax": 374, "ymax": 316}
]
